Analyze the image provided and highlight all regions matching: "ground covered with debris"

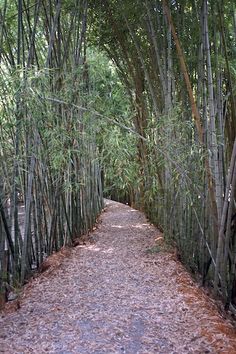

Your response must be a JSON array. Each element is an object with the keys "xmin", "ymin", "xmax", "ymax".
[{"xmin": 1, "ymin": 200, "xmax": 236, "ymax": 353}]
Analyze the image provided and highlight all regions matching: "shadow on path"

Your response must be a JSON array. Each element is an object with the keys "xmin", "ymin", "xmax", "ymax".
[{"xmin": 1, "ymin": 200, "xmax": 236, "ymax": 353}]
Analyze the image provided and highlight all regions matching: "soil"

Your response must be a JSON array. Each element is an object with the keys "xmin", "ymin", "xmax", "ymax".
[{"xmin": 1, "ymin": 200, "xmax": 236, "ymax": 354}]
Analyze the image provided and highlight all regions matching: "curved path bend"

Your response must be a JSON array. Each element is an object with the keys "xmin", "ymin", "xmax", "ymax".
[{"xmin": 1, "ymin": 200, "xmax": 236, "ymax": 354}]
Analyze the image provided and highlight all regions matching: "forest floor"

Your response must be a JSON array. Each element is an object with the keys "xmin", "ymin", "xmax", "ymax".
[{"xmin": 1, "ymin": 200, "xmax": 236, "ymax": 354}]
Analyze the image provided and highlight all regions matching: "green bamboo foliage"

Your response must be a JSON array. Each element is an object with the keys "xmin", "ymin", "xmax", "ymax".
[
  {"xmin": 0, "ymin": 0, "xmax": 235, "ymax": 310},
  {"xmin": 90, "ymin": 0, "xmax": 236, "ymax": 307},
  {"xmin": 0, "ymin": 0, "xmax": 103, "ymax": 305}
]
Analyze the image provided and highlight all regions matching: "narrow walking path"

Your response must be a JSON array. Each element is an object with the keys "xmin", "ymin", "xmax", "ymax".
[{"xmin": 1, "ymin": 200, "xmax": 236, "ymax": 353}]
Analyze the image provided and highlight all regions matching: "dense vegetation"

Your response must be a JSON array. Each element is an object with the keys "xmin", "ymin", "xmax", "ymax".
[
  {"xmin": 0, "ymin": 0, "xmax": 236, "ymax": 310},
  {"xmin": 90, "ymin": 0, "xmax": 236, "ymax": 309},
  {"xmin": 0, "ymin": 0, "xmax": 103, "ymax": 307}
]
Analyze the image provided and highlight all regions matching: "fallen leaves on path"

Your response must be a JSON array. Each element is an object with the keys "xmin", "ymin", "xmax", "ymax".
[{"xmin": 1, "ymin": 200, "xmax": 236, "ymax": 353}]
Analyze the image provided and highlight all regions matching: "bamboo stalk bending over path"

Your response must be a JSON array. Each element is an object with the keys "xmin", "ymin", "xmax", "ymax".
[{"xmin": 1, "ymin": 200, "xmax": 236, "ymax": 353}]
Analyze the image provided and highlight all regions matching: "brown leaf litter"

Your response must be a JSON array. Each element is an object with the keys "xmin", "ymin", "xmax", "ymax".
[{"xmin": 1, "ymin": 199, "xmax": 236, "ymax": 354}]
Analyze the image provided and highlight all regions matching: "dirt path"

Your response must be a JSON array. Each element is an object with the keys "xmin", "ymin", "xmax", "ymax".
[{"xmin": 1, "ymin": 200, "xmax": 236, "ymax": 354}]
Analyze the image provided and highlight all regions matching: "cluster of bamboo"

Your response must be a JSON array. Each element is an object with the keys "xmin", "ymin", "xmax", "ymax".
[
  {"xmin": 92, "ymin": 0, "xmax": 236, "ymax": 307},
  {"xmin": 0, "ymin": 0, "xmax": 103, "ymax": 306},
  {"xmin": 0, "ymin": 0, "xmax": 235, "ymax": 310}
]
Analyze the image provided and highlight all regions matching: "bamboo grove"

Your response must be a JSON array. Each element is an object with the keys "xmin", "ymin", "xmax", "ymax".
[
  {"xmin": 90, "ymin": 0, "xmax": 236, "ymax": 308},
  {"xmin": 0, "ymin": 0, "xmax": 236, "ymax": 310},
  {"xmin": 0, "ymin": 0, "xmax": 103, "ymax": 306}
]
